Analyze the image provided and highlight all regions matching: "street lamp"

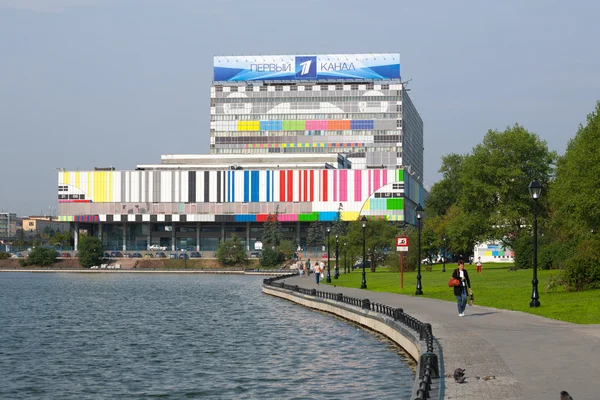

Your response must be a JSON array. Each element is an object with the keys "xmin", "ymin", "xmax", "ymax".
[
  {"xmin": 344, "ymin": 240, "xmax": 347, "ymax": 274},
  {"xmin": 528, "ymin": 180, "xmax": 542, "ymax": 308},
  {"xmin": 415, "ymin": 204, "xmax": 424, "ymax": 295},
  {"xmin": 442, "ymin": 234, "xmax": 447, "ymax": 273},
  {"xmin": 334, "ymin": 234, "xmax": 339, "ymax": 279},
  {"xmin": 326, "ymin": 226, "xmax": 332, "ymax": 283},
  {"xmin": 361, "ymin": 216, "xmax": 367, "ymax": 289}
]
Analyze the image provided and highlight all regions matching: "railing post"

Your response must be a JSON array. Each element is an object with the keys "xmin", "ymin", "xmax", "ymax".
[
  {"xmin": 361, "ymin": 299, "xmax": 370, "ymax": 310},
  {"xmin": 336, "ymin": 293, "xmax": 343, "ymax": 302},
  {"xmin": 310, "ymin": 289, "xmax": 317, "ymax": 296},
  {"xmin": 419, "ymin": 352, "xmax": 440, "ymax": 378}
]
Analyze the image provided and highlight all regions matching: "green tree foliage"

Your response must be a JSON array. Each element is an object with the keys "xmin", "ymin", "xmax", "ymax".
[
  {"xmin": 261, "ymin": 211, "xmax": 283, "ymax": 247},
  {"xmin": 550, "ymin": 101, "xmax": 600, "ymax": 237},
  {"xmin": 260, "ymin": 246, "xmax": 284, "ymax": 268},
  {"xmin": 78, "ymin": 236, "xmax": 104, "ymax": 268},
  {"xmin": 426, "ymin": 124, "xmax": 556, "ymax": 257},
  {"xmin": 21, "ymin": 247, "xmax": 56, "ymax": 266},
  {"xmin": 346, "ymin": 218, "xmax": 398, "ymax": 272},
  {"xmin": 49, "ymin": 231, "xmax": 71, "ymax": 247},
  {"xmin": 306, "ymin": 219, "xmax": 324, "ymax": 248},
  {"xmin": 0, "ymin": 252, "xmax": 10, "ymax": 260},
  {"xmin": 216, "ymin": 235, "xmax": 248, "ymax": 265}
]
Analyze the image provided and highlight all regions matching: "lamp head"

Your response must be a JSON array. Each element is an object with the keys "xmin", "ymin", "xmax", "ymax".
[
  {"xmin": 528, "ymin": 180, "xmax": 542, "ymax": 200},
  {"xmin": 415, "ymin": 203, "xmax": 424, "ymax": 220}
]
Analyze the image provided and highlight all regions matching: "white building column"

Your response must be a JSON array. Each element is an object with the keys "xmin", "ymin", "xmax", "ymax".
[
  {"xmin": 73, "ymin": 222, "xmax": 79, "ymax": 251},
  {"xmin": 196, "ymin": 222, "xmax": 201, "ymax": 251},
  {"xmin": 98, "ymin": 223, "xmax": 103, "ymax": 245},
  {"xmin": 246, "ymin": 222, "xmax": 250, "ymax": 255},
  {"xmin": 221, "ymin": 221, "xmax": 225, "ymax": 242},
  {"xmin": 122, "ymin": 223, "xmax": 127, "ymax": 252},
  {"xmin": 171, "ymin": 223, "xmax": 176, "ymax": 252},
  {"xmin": 147, "ymin": 223, "xmax": 151, "ymax": 249}
]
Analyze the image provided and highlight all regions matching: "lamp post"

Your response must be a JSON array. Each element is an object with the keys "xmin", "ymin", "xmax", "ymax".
[
  {"xmin": 442, "ymin": 234, "xmax": 446, "ymax": 273},
  {"xmin": 334, "ymin": 235, "xmax": 339, "ymax": 279},
  {"xmin": 528, "ymin": 180, "xmax": 542, "ymax": 308},
  {"xmin": 415, "ymin": 204, "xmax": 424, "ymax": 295},
  {"xmin": 326, "ymin": 226, "xmax": 332, "ymax": 283},
  {"xmin": 344, "ymin": 241, "xmax": 347, "ymax": 274},
  {"xmin": 361, "ymin": 216, "xmax": 367, "ymax": 289}
]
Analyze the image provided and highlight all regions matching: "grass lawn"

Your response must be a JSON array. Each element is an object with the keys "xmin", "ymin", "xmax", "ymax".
[{"xmin": 324, "ymin": 263, "xmax": 600, "ymax": 324}]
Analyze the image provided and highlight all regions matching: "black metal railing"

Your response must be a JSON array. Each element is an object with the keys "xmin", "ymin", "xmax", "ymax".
[{"xmin": 263, "ymin": 275, "xmax": 439, "ymax": 400}]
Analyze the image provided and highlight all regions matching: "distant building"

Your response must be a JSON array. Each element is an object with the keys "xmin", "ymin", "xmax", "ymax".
[
  {"xmin": 0, "ymin": 213, "xmax": 18, "ymax": 239},
  {"xmin": 473, "ymin": 241, "xmax": 515, "ymax": 263},
  {"xmin": 21, "ymin": 216, "xmax": 69, "ymax": 238}
]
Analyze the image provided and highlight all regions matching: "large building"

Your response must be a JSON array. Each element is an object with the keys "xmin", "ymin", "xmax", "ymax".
[
  {"xmin": 58, "ymin": 54, "xmax": 425, "ymax": 253},
  {"xmin": 0, "ymin": 213, "xmax": 18, "ymax": 239}
]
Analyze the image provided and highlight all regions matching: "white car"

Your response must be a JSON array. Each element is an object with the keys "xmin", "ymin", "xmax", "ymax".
[{"xmin": 148, "ymin": 244, "xmax": 167, "ymax": 251}]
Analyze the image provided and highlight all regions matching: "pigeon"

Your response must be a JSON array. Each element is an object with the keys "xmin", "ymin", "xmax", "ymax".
[
  {"xmin": 453, "ymin": 368, "xmax": 466, "ymax": 383},
  {"xmin": 560, "ymin": 390, "xmax": 573, "ymax": 400}
]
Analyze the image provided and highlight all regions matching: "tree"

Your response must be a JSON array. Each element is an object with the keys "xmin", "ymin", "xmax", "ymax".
[
  {"xmin": 78, "ymin": 236, "xmax": 104, "ymax": 268},
  {"xmin": 331, "ymin": 203, "xmax": 347, "ymax": 237},
  {"xmin": 261, "ymin": 209, "xmax": 283, "ymax": 247},
  {"xmin": 346, "ymin": 218, "xmax": 398, "ymax": 272},
  {"xmin": 306, "ymin": 218, "xmax": 324, "ymax": 254},
  {"xmin": 21, "ymin": 246, "xmax": 56, "ymax": 267},
  {"xmin": 425, "ymin": 153, "xmax": 465, "ymax": 217},
  {"xmin": 216, "ymin": 235, "xmax": 248, "ymax": 265},
  {"xmin": 49, "ymin": 231, "xmax": 71, "ymax": 248},
  {"xmin": 458, "ymin": 124, "xmax": 556, "ymax": 251}
]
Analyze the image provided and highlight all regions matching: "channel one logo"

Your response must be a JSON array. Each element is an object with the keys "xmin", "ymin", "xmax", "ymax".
[{"xmin": 295, "ymin": 56, "xmax": 317, "ymax": 79}]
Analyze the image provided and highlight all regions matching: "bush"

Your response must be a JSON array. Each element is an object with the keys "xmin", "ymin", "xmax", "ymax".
[
  {"xmin": 78, "ymin": 236, "xmax": 104, "ymax": 268},
  {"xmin": 0, "ymin": 252, "xmax": 10, "ymax": 260},
  {"xmin": 22, "ymin": 247, "xmax": 56, "ymax": 266},
  {"xmin": 260, "ymin": 246, "xmax": 284, "ymax": 268},
  {"xmin": 216, "ymin": 235, "xmax": 248, "ymax": 265},
  {"xmin": 562, "ymin": 239, "xmax": 600, "ymax": 291}
]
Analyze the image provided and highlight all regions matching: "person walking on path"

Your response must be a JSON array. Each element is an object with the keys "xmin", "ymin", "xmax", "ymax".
[
  {"xmin": 306, "ymin": 259, "xmax": 311, "ymax": 276},
  {"xmin": 452, "ymin": 259, "xmax": 471, "ymax": 317},
  {"xmin": 314, "ymin": 261, "xmax": 322, "ymax": 285},
  {"xmin": 303, "ymin": 261, "xmax": 308, "ymax": 277},
  {"xmin": 476, "ymin": 256, "xmax": 482, "ymax": 273}
]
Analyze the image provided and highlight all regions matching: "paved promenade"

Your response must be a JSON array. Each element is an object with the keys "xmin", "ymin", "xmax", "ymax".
[{"xmin": 280, "ymin": 275, "xmax": 600, "ymax": 400}]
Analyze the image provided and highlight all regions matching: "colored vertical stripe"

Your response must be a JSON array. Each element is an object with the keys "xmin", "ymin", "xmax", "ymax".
[
  {"xmin": 109, "ymin": 171, "xmax": 113, "ymax": 202},
  {"xmin": 251, "ymin": 171, "xmax": 259, "ymax": 202},
  {"xmin": 354, "ymin": 170, "xmax": 362, "ymax": 201},
  {"xmin": 340, "ymin": 170, "xmax": 348, "ymax": 202},
  {"xmin": 204, "ymin": 171, "xmax": 210, "ymax": 202},
  {"xmin": 244, "ymin": 171, "xmax": 249, "ymax": 202},
  {"xmin": 189, "ymin": 171, "xmax": 196, "ymax": 203},
  {"xmin": 287, "ymin": 170, "xmax": 293, "ymax": 202},
  {"xmin": 368, "ymin": 170, "xmax": 372, "ymax": 198},
  {"xmin": 374, "ymin": 170, "xmax": 381, "ymax": 192},
  {"xmin": 310, "ymin": 170, "xmax": 314, "ymax": 202},
  {"xmin": 216, "ymin": 171, "xmax": 222, "ymax": 203},
  {"xmin": 383, "ymin": 170, "xmax": 387, "ymax": 187},
  {"xmin": 279, "ymin": 170, "xmax": 286, "ymax": 201},
  {"xmin": 266, "ymin": 170, "xmax": 271, "ymax": 202},
  {"xmin": 333, "ymin": 170, "xmax": 338, "ymax": 202},
  {"xmin": 303, "ymin": 170, "xmax": 308, "ymax": 202},
  {"xmin": 322, "ymin": 170, "xmax": 328, "ymax": 201}
]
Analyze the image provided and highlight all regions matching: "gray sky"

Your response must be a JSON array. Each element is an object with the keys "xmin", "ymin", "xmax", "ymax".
[{"xmin": 1, "ymin": 0, "xmax": 599, "ymax": 217}]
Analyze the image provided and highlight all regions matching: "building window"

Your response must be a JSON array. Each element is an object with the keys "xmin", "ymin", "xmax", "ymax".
[
  {"xmin": 215, "ymin": 86, "xmax": 223, "ymax": 92},
  {"xmin": 230, "ymin": 86, "xmax": 238, "ymax": 92}
]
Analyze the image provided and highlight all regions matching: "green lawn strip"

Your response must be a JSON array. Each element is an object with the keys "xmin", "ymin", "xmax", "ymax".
[{"xmin": 326, "ymin": 263, "xmax": 600, "ymax": 324}]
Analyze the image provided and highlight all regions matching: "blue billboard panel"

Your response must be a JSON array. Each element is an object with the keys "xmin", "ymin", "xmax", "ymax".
[{"xmin": 214, "ymin": 54, "xmax": 400, "ymax": 82}]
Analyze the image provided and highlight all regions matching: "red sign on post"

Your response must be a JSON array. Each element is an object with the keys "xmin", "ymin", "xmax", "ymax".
[{"xmin": 396, "ymin": 237, "xmax": 409, "ymax": 247}]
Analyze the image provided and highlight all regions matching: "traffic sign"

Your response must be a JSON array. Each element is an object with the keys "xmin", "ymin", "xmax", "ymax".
[{"xmin": 396, "ymin": 237, "xmax": 409, "ymax": 246}]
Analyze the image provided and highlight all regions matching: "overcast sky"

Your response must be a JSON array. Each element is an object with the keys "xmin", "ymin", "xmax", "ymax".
[{"xmin": 1, "ymin": 0, "xmax": 599, "ymax": 217}]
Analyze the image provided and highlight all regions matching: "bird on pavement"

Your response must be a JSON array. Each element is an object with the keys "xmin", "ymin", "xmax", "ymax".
[
  {"xmin": 453, "ymin": 368, "xmax": 466, "ymax": 383},
  {"xmin": 560, "ymin": 390, "xmax": 573, "ymax": 400}
]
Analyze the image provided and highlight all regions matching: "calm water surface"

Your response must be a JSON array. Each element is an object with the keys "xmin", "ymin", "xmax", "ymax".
[{"xmin": 0, "ymin": 273, "xmax": 415, "ymax": 399}]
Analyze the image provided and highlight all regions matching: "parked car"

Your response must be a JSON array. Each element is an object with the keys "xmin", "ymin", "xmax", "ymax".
[
  {"xmin": 130, "ymin": 252, "xmax": 142, "ymax": 258},
  {"xmin": 155, "ymin": 252, "xmax": 166, "ymax": 258},
  {"xmin": 143, "ymin": 253, "xmax": 153, "ymax": 259},
  {"xmin": 11, "ymin": 252, "xmax": 24, "ymax": 258},
  {"xmin": 110, "ymin": 251, "xmax": 124, "ymax": 258},
  {"xmin": 190, "ymin": 252, "xmax": 201, "ymax": 258},
  {"xmin": 250, "ymin": 252, "xmax": 260, "ymax": 258},
  {"xmin": 179, "ymin": 253, "xmax": 189, "ymax": 260},
  {"xmin": 148, "ymin": 244, "xmax": 167, "ymax": 251},
  {"xmin": 55, "ymin": 251, "xmax": 61, "ymax": 258},
  {"xmin": 61, "ymin": 252, "xmax": 71, "ymax": 258},
  {"xmin": 103, "ymin": 252, "xmax": 111, "ymax": 258},
  {"xmin": 169, "ymin": 253, "xmax": 177, "ymax": 259}
]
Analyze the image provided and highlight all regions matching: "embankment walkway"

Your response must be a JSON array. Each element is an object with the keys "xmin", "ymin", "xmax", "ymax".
[{"xmin": 278, "ymin": 275, "xmax": 600, "ymax": 400}]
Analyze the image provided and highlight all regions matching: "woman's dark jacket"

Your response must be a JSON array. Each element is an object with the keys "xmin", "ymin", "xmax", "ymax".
[{"xmin": 452, "ymin": 268, "xmax": 471, "ymax": 296}]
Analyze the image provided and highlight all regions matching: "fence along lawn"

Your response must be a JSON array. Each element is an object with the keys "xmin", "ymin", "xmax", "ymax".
[{"xmin": 329, "ymin": 263, "xmax": 600, "ymax": 324}]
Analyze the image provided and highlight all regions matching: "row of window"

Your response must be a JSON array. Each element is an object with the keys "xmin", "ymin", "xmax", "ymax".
[
  {"xmin": 215, "ymin": 83, "xmax": 394, "ymax": 92},
  {"xmin": 211, "ymin": 96, "xmax": 402, "ymax": 103},
  {"xmin": 211, "ymin": 114, "xmax": 403, "ymax": 121},
  {"xmin": 213, "ymin": 135, "xmax": 401, "ymax": 144},
  {"xmin": 211, "ymin": 130, "xmax": 401, "ymax": 137}
]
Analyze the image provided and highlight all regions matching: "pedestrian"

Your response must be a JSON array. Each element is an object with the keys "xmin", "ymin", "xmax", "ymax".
[
  {"xmin": 298, "ymin": 261, "xmax": 304, "ymax": 277},
  {"xmin": 314, "ymin": 261, "xmax": 322, "ymax": 285},
  {"xmin": 303, "ymin": 260, "xmax": 308, "ymax": 277},
  {"xmin": 306, "ymin": 259, "xmax": 311, "ymax": 276},
  {"xmin": 452, "ymin": 259, "xmax": 471, "ymax": 317},
  {"xmin": 476, "ymin": 256, "xmax": 482, "ymax": 273}
]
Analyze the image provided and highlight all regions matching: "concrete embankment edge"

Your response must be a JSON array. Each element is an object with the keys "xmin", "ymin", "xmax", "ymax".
[{"xmin": 262, "ymin": 285, "xmax": 443, "ymax": 400}]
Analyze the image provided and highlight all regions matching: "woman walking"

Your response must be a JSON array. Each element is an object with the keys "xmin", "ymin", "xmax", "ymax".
[{"xmin": 452, "ymin": 260, "xmax": 471, "ymax": 317}]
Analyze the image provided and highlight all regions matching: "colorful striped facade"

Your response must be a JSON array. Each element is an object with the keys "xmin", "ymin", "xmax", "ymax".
[{"xmin": 58, "ymin": 168, "xmax": 425, "ymax": 223}]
